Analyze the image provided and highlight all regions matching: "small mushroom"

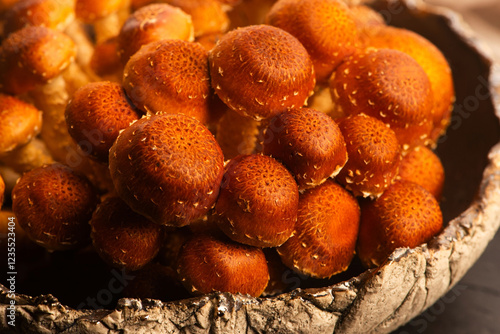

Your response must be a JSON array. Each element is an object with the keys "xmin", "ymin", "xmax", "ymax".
[
  {"xmin": 117, "ymin": 3, "xmax": 194, "ymax": 64},
  {"xmin": 89, "ymin": 37, "xmax": 123, "ymax": 82},
  {"xmin": 214, "ymin": 154, "xmax": 299, "ymax": 248},
  {"xmin": 329, "ymin": 48, "xmax": 435, "ymax": 150},
  {"xmin": 266, "ymin": 0, "xmax": 359, "ymax": 84},
  {"xmin": 359, "ymin": 25, "xmax": 455, "ymax": 145},
  {"xmin": 336, "ymin": 114, "xmax": 401, "ymax": 198},
  {"xmin": 108, "ymin": 113, "xmax": 225, "ymax": 227},
  {"xmin": 356, "ymin": 180, "xmax": 443, "ymax": 268},
  {"xmin": 11, "ymin": 163, "xmax": 100, "ymax": 251},
  {"xmin": 177, "ymin": 232, "xmax": 269, "ymax": 297},
  {"xmin": 277, "ymin": 179, "xmax": 360, "ymax": 279},
  {"xmin": 396, "ymin": 145, "xmax": 445, "ymax": 200},
  {"xmin": 208, "ymin": 24, "xmax": 316, "ymax": 121},
  {"xmin": 262, "ymin": 107, "xmax": 348, "ymax": 189},
  {"xmin": 65, "ymin": 81, "xmax": 143, "ymax": 164},
  {"xmin": 90, "ymin": 196, "xmax": 165, "ymax": 271},
  {"xmin": 0, "ymin": 93, "xmax": 53, "ymax": 173},
  {"xmin": 123, "ymin": 39, "xmax": 214, "ymax": 124}
]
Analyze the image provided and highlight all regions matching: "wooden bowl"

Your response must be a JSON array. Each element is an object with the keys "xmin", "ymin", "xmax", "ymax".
[{"xmin": 1, "ymin": 0, "xmax": 499, "ymax": 332}]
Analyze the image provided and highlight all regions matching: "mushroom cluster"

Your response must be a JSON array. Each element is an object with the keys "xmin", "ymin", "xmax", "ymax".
[{"xmin": 0, "ymin": 0, "xmax": 452, "ymax": 303}]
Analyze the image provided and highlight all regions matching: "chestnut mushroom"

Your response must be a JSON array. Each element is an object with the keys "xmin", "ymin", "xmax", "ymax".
[
  {"xmin": 266, "ymin": 0, "xmax": 359, "ymax": 84},
  {"xmin": 90, "ymin": 196, "xmax": 165, "ymax": 271},
  {"xmin": 396, "ymin": 145, "xmax": 445, "ymax": 200},
  {"xmin": 65, "ymin": 81, "xmax": 143, "ymax": 164},
  {"xmin": 359, "ymin": 25, "xmax": 455, "ymax": 144},
  {"xmin": 0, "ymin": 93, "xmax": 53, "ymax": 173},
  {"xmin": 277, "ymin": 179, "xmax": 360, "ymax": 279},
  {"xmin": 89, "ymin": 37, "xmax": 123, "ymax": 82},
  {"xmin": 11, "ymin": 163, "xmax": 100, "ymax": 251},
  {"xmin": 109, "ymin": 113, "xmax": 224, "ymax": 227},
  {"xmin": 208, "ymin": 24, "xmax": 316, "ymax": 121},
  {"xmin": 177, "ymin": 232, "xmax": 269, "ymax": 297},
  {"xmin": 336, "ymin": 114, "xmax": 401, "ymax": 198},
  {"xmin": 123, "ymin": 39, "xmax": 214, "ymax": 125},
  {"xmin": 214, "ymin": 154, "xmax": 299, "ymax": 248},
  {"xmin": 329, "ymin": 48, "xmax": 435, "ymax": 150},
  {"xmin": 356, "ymin": 180, "xmax": 443, "ymax": 268},
  {"xmin": 117, "ymin": 3, "xmax": 194, "ymax": 65},
  {"xmin": 262, "ymin": 107, "xmax": 348, "ymax": 189}
]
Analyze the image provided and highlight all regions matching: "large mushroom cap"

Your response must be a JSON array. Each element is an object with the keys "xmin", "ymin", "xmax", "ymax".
[
  {"xmin": 109, "ymin": 113, "xmax": 225, "ymax": 227},
  {"xmin": 208, "ymin": 24, "xmax": 316, "ymax": 121}
]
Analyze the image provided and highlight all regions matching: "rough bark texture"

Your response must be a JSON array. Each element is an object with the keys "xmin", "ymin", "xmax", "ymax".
[{"xmin": 2, "ymin": 0, "xmax": 500, "ymax": 333}]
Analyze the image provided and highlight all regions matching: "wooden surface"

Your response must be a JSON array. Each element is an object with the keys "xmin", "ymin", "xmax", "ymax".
[{"xmin": 397, "ymin": 1, "xmax": 500, "ymax": 333}]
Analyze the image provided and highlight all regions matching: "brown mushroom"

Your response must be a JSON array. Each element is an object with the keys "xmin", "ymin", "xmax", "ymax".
[
  {"xmin": 117, "ymin": 3, "xmax": 194, "ymax": 65},
  {"xmin": 0, "ymin": 93, "xmax": 53, "ymax": 172},
  {"xmin": 329, "ymin": 48, "xmax": 434, "ymax": 150},
  {"xmin": 108, "ymin": 113, "xmax": 225, "ymax": 227},
  {"xmin": 11, "ymin": 163, "xmax": 100, "ymax": 251},
  {"xmin": 65, "ymin": 81, "xmax": 143, "ymax": 164},
  {"xmin": 356, "ymin": 180, "xmax": 443, "ymax": 268},
  {"xmin": 277, "ymin": 179, "xmax": 360, "ymax": 279},
  {"xmin": 177, "ymin": 232, "xmax": 269, "ymax": 297},
  {"xmin": 396, "ymin": 145, "xmax": 445, "ymax": 200},
  {"xmin": 262, "ymin": 107, "xmax": 348, "ymax": 188},
  {"xmin": 89, "ymin": 36, "xmax": 123, "ymax": 82},
  {"xmin": 208, "ymin": 24, "xmax": 316, "ymax": 121},
  {"xmin": 123, "ymin": 39, "xmax": 214, "ymax": 125},
  {"xmin": 90, "ymin": 196, "xmax": 165, "ymax": 271},
  {"xmin": 0, "ymin": 174, "xmax": 4, "ymax": 210},
  {"xmin": 214, "ymin": 154, "xmax": 299, "ymax": 248},
  {"xmin": 336, "ymin": 114, "xmax": 401, "ymax": 198},
  {"xmin": 266, "ymin": 0, "xmax": 359, "ymax": 84}
]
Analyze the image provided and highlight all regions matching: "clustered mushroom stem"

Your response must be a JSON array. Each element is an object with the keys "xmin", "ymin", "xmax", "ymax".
[{"xmin": 0, "ymin": 138, "xmax": 54, "ymax": 173}]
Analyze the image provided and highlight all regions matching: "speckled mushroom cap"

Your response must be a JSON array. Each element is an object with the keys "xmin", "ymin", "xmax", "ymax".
[
  {"xmin": 0, "ymin": 26, "xmax": 76, "ymax": 95},
  {"xmin": 123, "ymin": 39, "xmax": 213, "ymax": 125},
  {"xmin": 330, "ymin": 48, "xmax": 435, "ymax": 150},
  {"xmin": 177, "ymin": 232, "xmax": 269, "ymax": 297},
  {"xmin": 108, "ymin": 113, "xmax": 225, "ymax": 227},
  {"xmin": 117, "ymin": 3, "xmax": 194, "ymax": 64},
  {"xmin": 359, "ymin": 25, "xmax": 455, "ymax": 144},
  {"xmin": 357, "ymin": 180, "xmax": 443, "ymax": 268},
  {"xmin": 0, "ymin": 94, "xmax": 42, "ymax": 154},
  {"xmin": 11, "ymin": 163, "xmax": 100, "ymax": 251},
  {"xmin": 2, "ymin": 0, "xmax": 75, "ymax": 35},
  {"xmin": 65, "ymin": 81, "xmax": 143, "ymax": 164},
  {"xmin": 214, "ymin": 154, "xmax": 299, "ymax": 248},
  {"xmin": 336, "ymin": 114, "xmax": 402, "ymax": 198},
  {"xmin": 277, "ymin": 179, "xmax": 360, "ymax": 279},
  {"xmin": 266, "ymin": 0, "xmax": 359, "ymax": 84},
  {"xmin": 208, "ymin": 24, "xmax": 316, "ymax": 121},
  {"xmin": 262, "ymin": 107, "xmax": 348, "ymax": 188},
  {"xmin": 90, "ymin": 196, "xmax": 165, "ymax": 271}
]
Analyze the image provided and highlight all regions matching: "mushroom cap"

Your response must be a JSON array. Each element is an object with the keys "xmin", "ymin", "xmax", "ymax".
[
  {"xmin": 75, "ymin": 0, "xmax": 123, "ymax": 22},
  {"xmin": 266, "ymin": 0, "xmax": 359, "ymax": 83},
  {"xmin": 0, "ymin": 93, "xmax": 42, "ymax": 154},
  {"xmin": 108, "ymin": 113, "xmax": 224, "ymax": 227},
  {"xmin": 0, "ymin": 175, "xmax": 4, "ymax": 210},
  {"xmin": 11, "ymin": 163, "xmax": 100, "ymax": 251},
  {"xmin": 0, "ymin": 26, "xmax": 76, "ymax": 95},
  {"xmin": 396, "ymin": 145, "xmax": 445, "ymax": 200},
  {"xmin": 359, "ymin": 25, "xmax": 455, "ymax": 144},
  {"xmin": 90, "ymin": 196, "xmax": 165, "ymax": 271},
  {"xmin": 208, "ymin": 24, "xmax": 316, "ymax": 121},
  {"xmin": 214, "ymin": 154, "xmax": 299, "ymax": 248},
  {"xmin": 336, "ymin": 114, "xmax": 401, "ymax": 198},
  {"xmin": 90, "ymin": 37, "xmax": 123, "ymax": 78},
  {"xmin": 262, "ymin": 107, "xmax": 348, "ymax": 188},
  {"xmin": 177, "ymin": 232, "xmax": 269, "ymax": 297},
  {"xmin": 330, "ymin": 48, "xmax": 434, "ymax": 150},
  {"xmin": 65, "ymin": 81, "xmax": 143, "ymax": 164},
  {"xmin": 348, "ymin": 4, "xmax": 386, "ymax": 31},
  {"xmin": 117, "ymin": 3, "xmax": 194, "ymax": 64},
  {"xmin": 356, "ymin": 180, "xmax": 443, "ymax": 268},
  {"xmin": 163, "ymin": 0, "xmax": 229, "ymax": 37},
  {"xmin": 3, "ymin": 0, "xmax": 75, "ymax": 35},
  {"xmin": 277, "ymin": 179, "xmax": 360, "ymax": 278},
  {"xmin": 123, "ymin": 39, "xmax": 213, "ymax": 124}
]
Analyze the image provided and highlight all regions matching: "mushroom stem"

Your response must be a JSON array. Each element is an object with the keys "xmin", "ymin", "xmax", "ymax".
[
  {"xmin": 63, "ymin": 20, "xmax": 99, "ymax": 82},
  {"xmin": 0, "ymin": 138, "xmax": 54, "ymax": 173}
]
